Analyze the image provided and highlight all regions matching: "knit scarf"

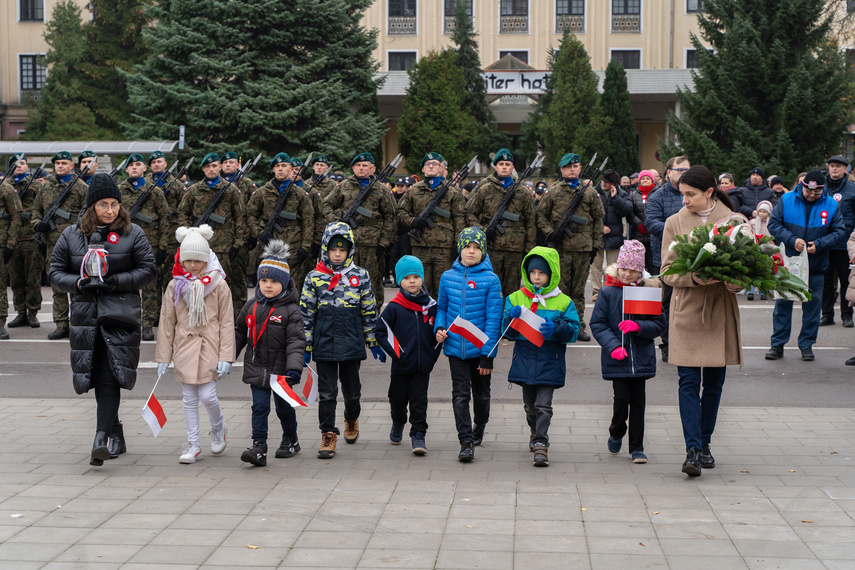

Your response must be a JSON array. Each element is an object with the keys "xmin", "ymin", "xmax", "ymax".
[
  {"xmin": 519, "ymin": 285, "xmax": 562, "ymax": 312},
  {"xmin": 638, "ymin": 183, "xmax": 654, "ymax": 204},
  {"xmin": 171, "ymin": 251, "xmax": 225, "ymax": 327},
  {"xmin": 313, "ymin": 260, "xmax": 356, "ymax": 290},
  {"xmin": 604, "ymin": 275, "xmax": 638, "ymax": 288},
  {"xmin": 389, "ymin": 289, "xmax": 436, "ymax": 322}
]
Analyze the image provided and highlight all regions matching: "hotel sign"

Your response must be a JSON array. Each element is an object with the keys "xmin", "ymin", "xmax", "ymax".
[{"xmin": 482, "ymin": 71, "xmax": 551, "ymax": 94}]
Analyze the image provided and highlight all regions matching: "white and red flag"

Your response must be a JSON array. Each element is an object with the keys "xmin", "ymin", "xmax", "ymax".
[
  {"xmin": 622, "ymin": 286, "xmax": 662, "ymax": 315},
  {"xmin": 510, "ymin": 306, "xmax": 547, "ymax": 347},
  {"xmin": 142, "ymin": 393, "xmax": 167, "ymax": 437},
  {"xmin": 381, "ymin": 317, "xmax": 402, "ymax": 358},
  {"xmin": 448, "ymin": 315, "xmax": 488, "ymax": 349},
  {"xmin": 271, "ymin": 365, "xmax": 318, "ymax": 408}
]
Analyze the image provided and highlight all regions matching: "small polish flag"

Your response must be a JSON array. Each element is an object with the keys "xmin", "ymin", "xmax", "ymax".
[
  {"xmin": 381, "ymin": 317, "xmax": 402, "ymax": 358},
  {"xmin": 448, "ymin": 315, "xmax": 488, "ymax": 349},
  {"xmin": 271, "ymin": 366, "xmax": 318, "ymax": 408},
  {"xmin": 510, "ymin": 306, "xmax": 547, "ymax": 347},
  {"xmin": 142, "ymin": 394, "xmax": 167, "ymax": 437},
  {"xmin": 623, "ymin": 286, "xmax": 662, "ymax": 315}
]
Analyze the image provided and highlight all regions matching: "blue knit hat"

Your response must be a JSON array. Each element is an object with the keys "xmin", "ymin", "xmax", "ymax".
[
  {"xmin": 525, "ymin": 255, "xmax": 551, "ymax": 279},
  {"xmin": 257, "ymin": 240, "xmax": 291, "ymax": 289},
  {"xmin": 395, "ymin": 255, "xmax": 424, "ymax": 283}
]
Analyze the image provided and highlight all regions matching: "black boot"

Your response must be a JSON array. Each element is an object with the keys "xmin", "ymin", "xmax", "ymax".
[
  {"xmin": 458, "ymin": 441, "xmax": 474, "ymax": 463},
  {"xmin": 28, "ymin": 310, "xmax": 40, "ymax": 328},
  {"xmin": 699, "ymin": 444, "xmax": 715, "ymax": 469},
  {"xmin": 48, "ymin": 325, "xmax": 69, "ymax": 340},
  {"xmin": 473, "ymin": 424, "xmax": 486, "ymax": 447},
  {"xmin": 275, "ymin": 434, "xmax": 301, "ymax": 458},
  {"xmin": 141, "ymin": 327, "xmax": 155, "ymax": 341},
  {"xmin": 7, "ymin": 313, "xmax": 28, "ymax": 328},
  {"xmin": 681, "ymin": 448, "xmax": 702, "ymax": 477},
  {"xmin": 108, "ymin": 422, "xmax": 127, "ymax": 459},
  {"xmin": 241, "ymin": 440, "xmax": 268, "ymax": 466},
  {"xmin": 90, "ymin": 431, "xmax": 110, "ymax": 466},
  {"xmin": 0, "ymin": 325, "xmax": 8, "ymax": 340}
]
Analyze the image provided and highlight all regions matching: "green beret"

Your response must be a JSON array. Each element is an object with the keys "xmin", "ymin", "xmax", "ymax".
[
  {"xmin": 52, "ymin": 151, "xmax": 73, "ymax": 163},
  {"xmin": 78, "ymin": 150, "xmax": 97, "ymax": 162},
  {"xmin": 127, "ymin": 153, "xmax": 145, "ymax": 165},
  {"xmin": 310, "ymin": 154, "xmax": 329, "ymax": 165},
  {"xmin": 220, "ymin": 151, "xmax": 239, "ymax": 162},
  {"xmin": 270, "ymin": 152, "xmax": 291, "ymax": 169},
  {"xmin": 492, "ymin": 148, "xmax": 514, "ymax": 165},
  {"xmin": 558, "ymin": 153, "xmax": 580, "ymax": 168},
  {"xmin": 148, "ymin": 150, "xmax": 164, "ymax": 164},
  {"xmin": 351, "ymin": 152, "xmax": 375, "ymax": 166},
  {"xmin": 8, "ymin": 153, "xmax": 26, "ymax": 168},
  {"xmin": 421, "ymin": 152, "xmax": 445, "ymax": 168},
  {"xmin": 200, "ymin": 152, "xmax": 220, "ymax": 167},
  {"xmin": 290, "ymin": 157, "xmax": 303, "ymax": 167}
]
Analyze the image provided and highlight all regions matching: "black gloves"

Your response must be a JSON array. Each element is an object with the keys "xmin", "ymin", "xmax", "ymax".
[
  {"xmin": 411, "ymin": 217, "xmax": 429, "ymax": 230},
  {"xmin": 589, "ymin": 249, "xmax": 599, "ymax": 264},
  {"xmin": 155, "ymin": 249, "xmax": 167, "ymax": 266},
  {"xmin": 295, "ymin": 248, "xmax": 309, "ymax": 266},
  {"xmin": 3, "ymin": 247, "xmax": 12, "ymax": 264},
  {"xmin": 285, "ymin": 370, "xmax": 301, "ymax": 387},
  {"xmin": 229, "ymin": 246, "xmax": 240, "ymax": 261},
  {"xmin": 485, "ymin": 229, "xmax": 497, "ymax": 243},
  {"xmin": 258, "ymin": 230, "xmax": 273, "ymax": 246},
  {"xmin": 246, "ymin": 237, "xmax": 257, "ymax": 251},
  {"xmin": 479, "ymin": 357, "xmax": 493, "ymax": 370},
  {"xmin": 34, "ymin": 221, "xmax": 50, "ymax": 233},
  {"xmin": 311, "ymin": 242, "xmax": 321, "ymax": 259},
  {"xmin": 104, "ymin": 276, "xmax": 119, "ymax": 292}
]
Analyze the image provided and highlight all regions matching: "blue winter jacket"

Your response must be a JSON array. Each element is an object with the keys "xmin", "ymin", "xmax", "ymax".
[
  {"xmin": 767, "ymin": 186, "xmax": 847, "ymax": 276},
  {"xmin": 644, "ymin": 181, "xmax": 683, "ymax": 267},
  {"xmin": 376, "ymin": 288, "xmax": 442, "ymax": 374},
  {"xmin": 435, "ymin": 254, "xmax": 503, "ymax": 360},
  {"xmin": 589, "ymin": 268, "xmax": 666, "ymax": 380},
  {"xmin": 826, "ymin": 176, "xmax": 855, "ymax": 251}
]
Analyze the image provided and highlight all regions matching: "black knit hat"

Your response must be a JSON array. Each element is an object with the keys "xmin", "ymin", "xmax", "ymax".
[{"xmin": 86, "ymin": 173, "xmax": 123, "ymax": 209}]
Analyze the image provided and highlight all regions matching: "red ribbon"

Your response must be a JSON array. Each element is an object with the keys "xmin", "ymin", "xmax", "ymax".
[{"xmin": 248, "ymin": 302, "xmax": 275, "ymax": 347}]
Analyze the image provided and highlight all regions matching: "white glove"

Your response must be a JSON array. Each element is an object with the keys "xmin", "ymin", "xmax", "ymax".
[
  {"xmin": 217, "ymin": 361, "xmax": 232, "ymax": 378},
  {"xmin": 156, "ymin": 362, "xmax": 168, "ymax": 377}
]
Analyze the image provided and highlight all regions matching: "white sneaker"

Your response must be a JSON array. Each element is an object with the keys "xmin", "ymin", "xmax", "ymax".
[
  {"xmin": 179, "ymin": 443, "xmax": 202, "ymax": 464},
  {"xmin": 210, "ymin": 426, "xmax": 228, "ymax": 455}
]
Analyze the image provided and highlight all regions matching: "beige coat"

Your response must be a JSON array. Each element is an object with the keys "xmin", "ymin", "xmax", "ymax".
[
  {"xmin": 155, "ymin": 280, "xmax": 235, "ymax": 384},
  {"xmin": 660, "ymin": 202, "xmax": 743, "ymax": 368},
  {"xmin": 846, "ymin": 230, "xmax": 855, "ymax": 306}
]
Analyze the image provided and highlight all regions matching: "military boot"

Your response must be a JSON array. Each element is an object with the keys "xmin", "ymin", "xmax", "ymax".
[
  {"xmin": 7, "ymin": 313, "xmax": 27, "ymax": 328},
  {"xmin": 141, "ymin": 326, "xmax": 155, "ymax": 341},
  {"xmin": 0, "ymin": 324, "xmax": 8, "ymax": 340},
  {"xmin": 28, "ymin": 310, "xmax": 40, "ymax": 328},
  {"xmin": 48, "ymin": 324, "xmax": 69, "ymax": 340}
]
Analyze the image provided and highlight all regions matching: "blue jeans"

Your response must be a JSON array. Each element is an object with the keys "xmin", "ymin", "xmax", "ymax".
[
  {"xmin": 771, "ymin": 273, "xmax": 824, "ymax": 350},
  {"xmin": 250, "ymin": 384, "xmax": 297, "ymax": 442},
  {"xmin": 677, "ymin": 366, "xmax": 726, "ymax": 452}
]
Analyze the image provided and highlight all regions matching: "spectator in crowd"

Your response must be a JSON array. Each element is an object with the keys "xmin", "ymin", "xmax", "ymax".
[
  {"xmin": 630, "ymin": 172, "xmax": 639, "ymax": 189},
  {"xmin": 590, "ymin": 170, "xmax": 632, "ymax": 301},
  {"xmin": 620, "ymin": 176, "xmax": 632, "ymax": 192},
  {"xmin": 735, "ymin": 167, "xmax": 775, "ymax": 219},
  {"xmin": 795, "ymin": 172, "xmax": 807, "ymax": 189},
  {"xmin": 628, "ymin": 169, "xmax": 658, "ymax": 273},
  {"xmin": 769, "ymin": 176, "xmax": 787, "ymax": 204},
  {"xmin": 820, "ymin": 156, "xmax": 855, "ymax": 328}
]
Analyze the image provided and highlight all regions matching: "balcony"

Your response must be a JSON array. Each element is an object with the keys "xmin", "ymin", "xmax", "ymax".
[
  {"xmin": 555, "ymin": 15, "xmax": 584, "ymax": 34},
  {"xmin": 499, "ymin": 15, "xmax": 528, "ymax": 34},
  {"xmin": 612, "ymin": 14, "xmax": 641, "ymax": 33},
  {"xmin": 443, "ymin": 16, "xmax": 475, "ymax": 34},
  {"xmin": 20, "ymin": 90, "xmax": 41, "ymax": 104},
  {"xmin": 388, "ymin": 16, "xmax": 416, "ymax": 35}
]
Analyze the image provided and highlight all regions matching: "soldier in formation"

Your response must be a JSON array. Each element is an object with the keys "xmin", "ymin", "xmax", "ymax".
[
  {"xmin": 0, "ymin": 156, "xmax": 23, "ymax": 339},
  {"xmin": 145, "ymin": 151, "xmax": 184, "ymax": 297}
]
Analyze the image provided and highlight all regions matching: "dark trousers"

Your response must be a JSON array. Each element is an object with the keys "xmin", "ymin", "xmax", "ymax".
[
  {"xmin": 388, "ymin": 371, "xmax": 430, "ymax": 436},
  {"xmin": 522, "ymin": 384, "xmax": 554, "ymax": 445},
  {"xmin": 677, "ymin": 366, "xmax": 726, "ymax": 452},
  {"xmin": 821, "ymin": 250, "xmax": 852, "ymax": 320},
  {"xmin": 250, "ymin": 384, "xmax": 297, "ymax": 442},
  {"xmin": 92, "ymin": 334, "xmax": 121, "ymax": 434},
  {"xmin": 771, "ymin": 273, "xmax": 824, "ymax": 350},
  {"xmin": 609, "ymin": 378, "xmax": 647, "ymax": 452},
  {"xmin": 316, "ymin": 360, "xmax": 361, "ymax": 434},
  {"xmin": 653, "ymin": 265, "xmax": 672, "ymax": 347},
  {"xmin": 447, "ymin": 356, "xmax": 491, "ymax": 444}
]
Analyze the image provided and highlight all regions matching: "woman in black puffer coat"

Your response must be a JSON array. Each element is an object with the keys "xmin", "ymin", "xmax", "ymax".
[{"xmin": 49, "ymin": 174, "xmax": 156, "ymax": 466}]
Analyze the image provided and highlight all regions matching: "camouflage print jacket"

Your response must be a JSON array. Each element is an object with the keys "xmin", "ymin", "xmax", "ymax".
[
  {"xmin": 300, "ymin": 222, "xmax": 378, "ymax": 361},
  {"xmin": 396, "ymin": 179, "xmax": 465, "ymax": 249},
  {"xmin": 177, "ymin": 178, "xmax": 246, "ymax": 253},
  {"xmin": 3, "ymin": 174, "xmax": 37, "ymax": 242},
  {"xmin": 536, "ymin": 180, "xmax": 605, "ymax": 252},
  {"xmin": 297, "ymin": 178, "xmax": 327, "ymax": 247},
  {"xmin": 145, "ymin": 171, "xmax": 185, "ymax": 249},
  {"xmin": 323, "ymin": 176, "xmax": 397, "ymax": 249},
  {"xmin": 222, "ymin": 174, "xmax": 254, "ymax": 209},
  {"xmin": 30, "ymin": 175, "xmax": 89, "ymax": 247},
  {"xmin": 310, "ymin": 174, "xmax": 337, "ymax": 201},
  {"xmin": 246, "ymin": 178, "xmax": 314, "ymax": 253},
  {"xmin": 465, "ymin": 172, "xmax": 536, "ymax": 253},
  {"xmin": 0, "ymin": 182, "xmax": 23, "ymax": 250},
  {"xmin": 119, "ymin": 179, "xmax": 170, "ymax": 251}
]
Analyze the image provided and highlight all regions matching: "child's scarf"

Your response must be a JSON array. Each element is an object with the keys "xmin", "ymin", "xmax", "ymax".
[
  {"xmin": 313, "ymin": 260, "xmax": 356, "ymax": 290},
  {"xmin": 171, "ymin": 250, "xmax": 225, "ymax": 327},
  {"xmin": 519, "ymin": 285, "xmax": 562, "ymax": 312},
  {"xmin": 389, "ymin": 289, "xmax": 436, "ymax": 323}
]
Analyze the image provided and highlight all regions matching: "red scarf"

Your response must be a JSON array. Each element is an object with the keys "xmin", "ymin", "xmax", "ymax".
[
  {"xmin": 313, "ymin": 260, "xmax": 354, "ymax": 290},
  {"xmin": 638, "ymin": 184, "xmax": 654, "ymax": 204},
  {"xmin": 604, "ymin": 275, "xmax": 638, "ymax": 288},
  {"xmin": 389, "ymin": 291, "xmax": 436, "ymax": 323}
]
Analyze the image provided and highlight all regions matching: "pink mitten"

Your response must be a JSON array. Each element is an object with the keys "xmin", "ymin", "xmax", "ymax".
[
  {"xmin": 610, "ymin": 347, "xmax": 628, "ymax": 360},
  {"xmin": 618, "ymin": 320, "xmax": 640, "ymax": 334}
]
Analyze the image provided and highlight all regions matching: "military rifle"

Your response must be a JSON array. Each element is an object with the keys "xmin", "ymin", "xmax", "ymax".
[
  {"xmin": 548, "ymin": 155, "xmax": 609, "ymax": 246},
  {"xmin": 340, "ymin": 154, "xmax": 403, "ymax": 229},
  {"xmin": 108, "ymin": 157, "xmax": 129, "ymax": 179},
  {"xmin": 484, "ymin": 153, "xmax": 544, "ymax": 246},
  {"xmin": 240, "ymin": 153, "xmax": 263, "ymax": 181},
  {"xmin": 195, "ymin": 153, "xmax": 261, "ymax": 227},
  {"xmin": 34, "ymin": 162, "xmax": 93, "ymax": 244},
  {"xmin": 1, "ymin": 159, "xmax": 22, "ymax": 188},
  {"xmin": 160, "ymin": 157, "xmax": 194, "ymax": 197},
  {"xmin": 409, "ymin": 155, "xmax": 478, "ymax": 243},
  {"xmin": 263, "ymin": 153, "xmax": 313, "ymax": 239},
  {"xmin": 304, "ymin": 163, "xmax": 334, "ymax": 195},
  {"xmin": 128, "ymin": 160, "xmax": 178, "ymax": 224},
  {"xmin": 17, "ymin": 157, "xmax": 50, "ymax": 207}
]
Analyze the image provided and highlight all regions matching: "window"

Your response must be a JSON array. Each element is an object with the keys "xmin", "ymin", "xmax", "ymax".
[
  {"xmin": 388, "ymin": 0, "xmax": 417, "ymax": 34},
  {"xmin": 556, "ymin": 0, "xmax": 584, "ymax": 32},
  {"xmin": 613, "ymin": 0, "xmax": 640, "ymax": 14},
  {"xmin": 686, "ymin": 49, "xmax": 699, "ymax": 68},
  {"xmin": 500, "ymin": 0, "xmax": 528, "ymax": 33},
  {"xmin": 388, "ymin": 52, "xmax": 417, "ymax": 71},
  {"xmin": 557, "ymin": 0, "xmax": 584, "ymax": 16},
  {"xmin": 501, "ymin": 0, "xmax": 527, "ymax": 16},
  {"xmin": 19, "ymin": 0, "xmax": 44, "ymax": 21},
  {"xmin": 443, "ymin": 0, "xmax": 473, "ymax": 34},
  {"xmin": 687, "ymin": 0, "xmax": 703, "ymax": 13},
  {"xmin": 20, "ymin": 55, "xmax": 47, "ymax": 92},
  {"xmin": 612, "ymin": 0, "xmax": 641, "ymax": 32},
  {"xmin": 611, "ymin": 50, "xmax": 641, "ymax": 69},
  {"xmin": 499, "ymin": 50, "xmax": 529, "ymax": 64}
]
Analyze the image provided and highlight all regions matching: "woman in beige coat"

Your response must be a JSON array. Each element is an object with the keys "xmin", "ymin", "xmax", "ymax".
[
  {"xmin": 846, "ymin": 230, "xmax": 855, "ymax": 366},
  {"xmin": 660, "ymin": 166, "xmax": 743, "ymax": 477},
  {"xmin": 155, "ymin": 225, "xmax": 235, "ymax": 464}
]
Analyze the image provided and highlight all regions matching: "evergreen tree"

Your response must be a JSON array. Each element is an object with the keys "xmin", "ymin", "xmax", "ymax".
[
  {"xmin": 660, "ymin": 0, "xmax": 855, "ymax": 181},
  {"xmin": 123, "ymin": 0, "xmax": 385, "ymax": 170},
  {"xmin": 602, "ymin": 60, "xmax": 640, "ymax": 177},
  {"xmin": 397, "ymin": 50, "xmax": 478, "ymax": 172},
  {"xmin": 521, "ymin": 31, "xmax": 610, "ymax": 174},
  {"xmin": 450, "ymin": 0, "xmax": 509, "ymax": 161}
]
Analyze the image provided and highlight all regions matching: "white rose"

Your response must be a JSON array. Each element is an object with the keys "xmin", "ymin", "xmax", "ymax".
[
  {"xmin": 703, "ymin": 243, "xmax": 717, "ymax": 254},
  {"xmin": 668, "ymin": 241, "xmax": 678, "ymax": 251}
]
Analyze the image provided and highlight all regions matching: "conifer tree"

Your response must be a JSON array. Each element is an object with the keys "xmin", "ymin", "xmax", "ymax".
[
  {"xmin": 397, "ymin": 50, "xmax": 478, "ymax": 172},
  {"xmin": 602, "ymin": 60, "xmax": 640, "ymax": 177},
  {"xmin": 660, "ymin": 0, "xmax": 855, "ymax": 181}
]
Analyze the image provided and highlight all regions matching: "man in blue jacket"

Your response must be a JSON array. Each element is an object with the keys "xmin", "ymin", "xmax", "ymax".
[
  {"xmin": 819, "ymin": 155, "xmax": 855, "ymax": 328},
  {"xmin": 766, "ymin": 170, "xmax": 847, "ymax": 361}
]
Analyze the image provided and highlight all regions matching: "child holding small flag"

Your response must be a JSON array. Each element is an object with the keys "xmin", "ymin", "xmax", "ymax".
[
  {"xmin": 590, "ymin": 240, "xmax": 665, "ymax": 464},
  {"xmin": 434, "ymin": 227, "xmax": 502, "ymax": 462},
  {"xmin": 155, "ymin": 225, "xmax": 234, "ymax": 464},
  {"xmin": 502, "ymin": 246, "xmax": 579, "ymax": 467},
  {"xmin": 234, "ymin": 240, "xmax": 306, "ymax": 467},
  {"xmin": 376, "ymin": 255, "xmax": 442, "ymax": 455}
]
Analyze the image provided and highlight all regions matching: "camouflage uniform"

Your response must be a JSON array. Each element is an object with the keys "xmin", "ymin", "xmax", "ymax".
[
  {"xmin": 246, "ymin": 178, "xmax": 314, "ymax": 292},
  {"xmin": 465, "ymin": 172, "xmax": 536, "ymax": 297},
  {"xmin": 30, "ymin": 175, "xmax": 89, "ymax": 326},
  {"xmin": 310, "ymin": 174, "xmax": 337, "ymax": 201},
  {"xmin": 0, "ymin": 183, "xmax": 23, "ymax": 325},
  {"xmin": 3, "ymin": 174, "xmax": 42, "ymax": 321},
  {"xmin": 224, "ymin": 173, "xmax": 255, "ymax": 285},
  {"xmin": 396, "ymin": 179, "xmax": 466, "ymax": 298},
  {"xmin": 119, "ymin": 178, "xmax": 169, "ymax": 327},
  {"xmin": 324, "ymin": 176, "xmax": 397, "ymax": 308},
  {"xmin": 535, "ymin": 179, "xmax": 605, "ymax": 326},
  {"xmin": 178, "ymin": 178, "xmax": 247, "ymax": 315},
  {"xmin": 145, "ymin": 170, "xmax": 184, "ymax": 296},
  {"xmin": 305, "ymin": 175, "xmax": 332, "ymax": 258}
]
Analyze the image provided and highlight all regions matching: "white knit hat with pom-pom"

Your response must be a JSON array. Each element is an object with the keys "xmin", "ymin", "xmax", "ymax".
[{"xmin": 176, "ymin": 225, "xmax": 214, "ymax": 262}]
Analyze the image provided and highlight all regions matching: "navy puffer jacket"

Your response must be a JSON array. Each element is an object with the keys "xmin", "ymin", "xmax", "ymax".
[{"xmin": 644, "ymin": 181, "xmax": 683, "ymax": 267}]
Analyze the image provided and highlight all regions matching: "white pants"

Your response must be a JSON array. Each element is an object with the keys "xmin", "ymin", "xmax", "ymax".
[{"xmin": 182, "ymin": 382, "xmax": 223, "ymax": 447}]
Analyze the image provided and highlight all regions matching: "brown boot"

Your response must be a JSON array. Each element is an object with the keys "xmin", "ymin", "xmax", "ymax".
[
  {"xmin": 48, "ymin": 324, "xmax": 69, "ymax": 340},
  {"xmin": 532, "ymin": 443, "xmax": 549, "ymax": 467},
  {"xmin": 318, "ymin": 432, "xmax": 337, "ymax": 459},
  {"xmin": 343, "ymin": 419, "xmax": 359, "ymax": 444}
]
